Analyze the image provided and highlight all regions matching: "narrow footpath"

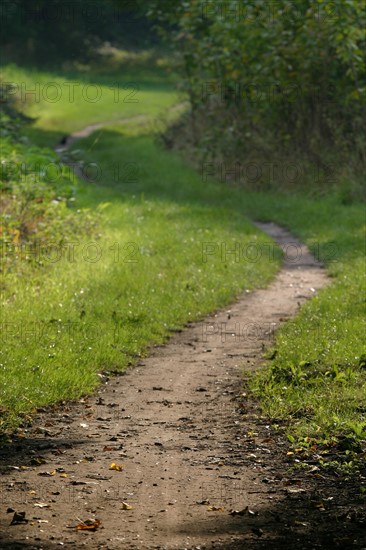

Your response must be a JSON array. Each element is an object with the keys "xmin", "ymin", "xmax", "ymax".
[{"xmin": 1, "ymin": 223, "xmax": 337, "ymax": 550}]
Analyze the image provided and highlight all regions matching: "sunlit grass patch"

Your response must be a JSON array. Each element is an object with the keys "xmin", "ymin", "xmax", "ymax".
[
  {"xmin": 0, "ymin": 63, "xmax": 181, "ymax": 146},
  {"xmin": 245, "ymin": 191, "xmax": 366, "ymax": 468}
]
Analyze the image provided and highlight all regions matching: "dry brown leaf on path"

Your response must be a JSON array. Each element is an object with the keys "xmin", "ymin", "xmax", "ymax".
[
  {"xmin": 74, "ymin": 518, "xmax": 102, "ymax": 531},
  {"xmin": 38, "ymin": 470, "xmax": 56, "ymax": 476},
  {"xmin": 286, "ymin": 487, "xmax": 306, "ymax": 494},
  {"xmin": 283, "ymin": 479, "xmax": 303, "ymax": 486},
  {"xmin": 229, "ymin": 506, "xmax": 249, "ymax": 516},
  {"xmin": 312, "ymin": 500, "xmax": 326, "ymax": 511},
  {"xmin": 122, "ymin": 502, "xmax": 133, "ymax": 510},
  {"xmin": 10, "ymin": 511, "xmax": 28, "ymax": 525},
  {"xmin": 30, "ymin": 456, "xmax": 47, "ymax": 465},
  {"xmin": 109, "ymin": 462, "xmax": 124, "ymax": 471},
  {"xmin": 51, "ymin": 448, "xmax": 65, "ymax": 456}
]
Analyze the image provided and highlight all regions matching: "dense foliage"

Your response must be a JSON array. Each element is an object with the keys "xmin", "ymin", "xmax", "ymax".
[
  {"xmin": 1, "ymin": 0, "xmax": 156, "ymax": 65},
  {"xmin": 149, "ymin": 0, "xmax": 366, "ymax": 192},
  {"xmin": 0, "ymin": 83, "xmax": 97, "ymax": 275}
]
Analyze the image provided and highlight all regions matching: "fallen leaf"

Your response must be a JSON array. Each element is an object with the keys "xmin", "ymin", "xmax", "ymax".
[
  {"xmin": 38, "ymin": 470, "xmax": 56, "ymax": 477},
  {"xmin": 196, "ymin": 499, "xmax": 210, "ymax": 505},
  {"xmin": 86, "ymin": 474, "xmax": 111, "ymax": 480},
  {"xmin": 52, "ymin": 448, "xmax": 65, "ymax": 456},
  {"xmin": 207, "ymin": 505, "xmax": 225, "ymax": 512},
  {"xmin": 34, "ymin": 503, "xmax": 50, "ymax": 508},
  {"xmin": 109, "ymin": 462, "xmax": 124, "ymax": 472},
  {"xmin": 283, "ymin": 479, "xmax": 302, "ymax": 486},
  {"xmin": 75, "ymin": 518, "xmax": 101, "ymax": 531},
  {"xmin": 230, "ymin": 506, "xmax": 248, "ymax": 516},
  {"xmin": 121, "ymin": 502, "xmax": 133, "ymax": 510},
  {"xmin": 313, "ymin": 500, "xmax": 326, "ymax": 511},
  {"xmin": 30, "ymin": 456, "xmax": 47, "ymax": 466},
  {"xmin": 10, "ymin": 511, "xmax": 28, "ymax": 525}
]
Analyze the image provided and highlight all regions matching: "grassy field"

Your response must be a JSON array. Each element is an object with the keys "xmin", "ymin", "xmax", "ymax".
[
  {"xmin": 1, "ymin": 60, "xmax": 365, "ymax": 467},
  {"xmin": 1, "ymin": 61, "xmax": 181, "ymax": 147}
]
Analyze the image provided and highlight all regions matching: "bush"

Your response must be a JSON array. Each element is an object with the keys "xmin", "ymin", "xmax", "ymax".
[{"xmin": 149, "ymin": 0, "xmax": 366, "ymax": 193}]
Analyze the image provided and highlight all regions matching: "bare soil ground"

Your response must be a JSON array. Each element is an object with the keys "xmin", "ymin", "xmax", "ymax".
[{"xmin": 1, "ymin": 224, "xmax": 365, "ymax": 550}]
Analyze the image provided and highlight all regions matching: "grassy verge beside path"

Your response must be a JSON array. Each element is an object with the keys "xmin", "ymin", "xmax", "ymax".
[{"xmin": 241, "ymin": 192, "xmax": 366, "ymax": 472}]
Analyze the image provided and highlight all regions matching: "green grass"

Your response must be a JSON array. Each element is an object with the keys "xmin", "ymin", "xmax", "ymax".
[
  {"xmin": 0, "ymin": 62, "xmax": 181, "ymax": 147},
  {"xmin": 238, "ymin": 192, "xmax": 366, "ymax": 467}
]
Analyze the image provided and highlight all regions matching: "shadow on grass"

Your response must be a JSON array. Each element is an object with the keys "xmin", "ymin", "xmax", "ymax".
[
  {"xmin": 0, "ymin": 55, "xmax": 177, "ymax": 88},
  {"xmin": 19, "ymin": 124, "xmax": 365, "ymax": 273},
  {"xmin": 66, "ymin": 128, "xmax": 365, "ymax": 265},
  {"xmin": 23, "ymin": 127, "xmax": 66, "ymax": 149}
]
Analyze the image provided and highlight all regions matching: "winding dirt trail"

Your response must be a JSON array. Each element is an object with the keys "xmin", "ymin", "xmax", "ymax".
[
  {"xmin": 54, "ymin": 101, "xmax": 188, "ymax": 151},
  {"xmin": 0, "ymin": 221, "xmax": 331, "ymax": 549}
]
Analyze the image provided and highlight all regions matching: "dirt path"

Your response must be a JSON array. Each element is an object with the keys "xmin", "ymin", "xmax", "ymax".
[
  {"xmin": 54, "ymin": 101, "xmax": 188, "ymax": 150},
  {"xmin": 0, "ymin": 223, "xmax": 337, "ymax": 549}
]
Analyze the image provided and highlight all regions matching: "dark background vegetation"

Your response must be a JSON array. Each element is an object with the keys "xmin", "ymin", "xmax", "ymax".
[
  {"xmin": 147, "ymin": 0, "xmax": 366, "ymax": 197},
  {"xmin": 0, "ymin": 0, "xmax": 157, "ymax": 64},
  {"xmin": 1, "ymin": 0, "xmax": 365, "ymax": 198}
]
